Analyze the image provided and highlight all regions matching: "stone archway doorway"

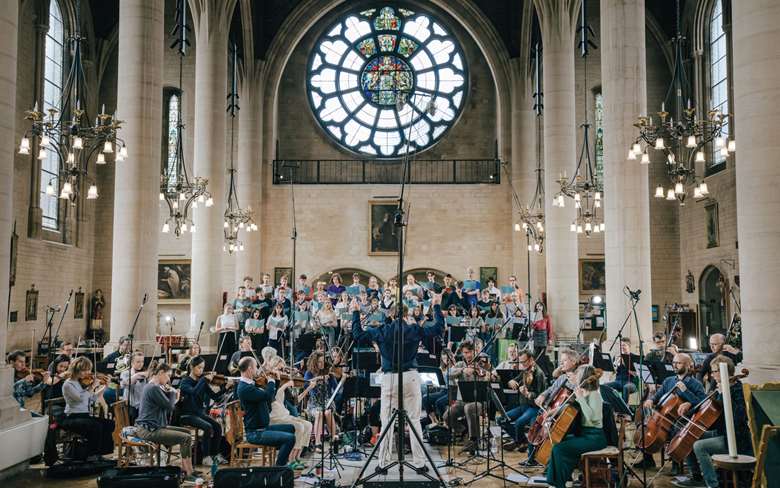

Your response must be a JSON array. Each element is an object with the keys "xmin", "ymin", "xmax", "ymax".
[{"xmin": 699, "ymin": 265, "xmax": 726, "ymax": 349}]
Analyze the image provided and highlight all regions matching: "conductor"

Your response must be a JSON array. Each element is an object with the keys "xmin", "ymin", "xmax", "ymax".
[{"xmin": 350, "ymin": 292, "xmax": 444, "ymax": 472}]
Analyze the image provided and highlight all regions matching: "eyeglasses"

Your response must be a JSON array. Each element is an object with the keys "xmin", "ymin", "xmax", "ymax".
[{"xmin": 672, "ymin": 361, "xmax": 686, "ymax": 365}]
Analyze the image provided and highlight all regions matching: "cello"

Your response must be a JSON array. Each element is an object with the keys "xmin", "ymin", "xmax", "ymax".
[
  {"xmin": 666, "ymin": 368, "xmax": 749, "ymax": 463},
  {"xmin": 634, "ymin": 387, "xmax": 686, "ymax": 453}
]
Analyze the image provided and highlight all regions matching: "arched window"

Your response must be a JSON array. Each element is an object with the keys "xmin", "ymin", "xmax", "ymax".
[
  {"xmin": 708, "ymin": 0, "xmax": 729, "ymax": 170},
  {"xmin": 306, "ymin": 5, "xmax": 468, "ymax": 158},
  {"xmin": 41, "ymin": 0, "xmax": 65, "ymax": 230},
  {"xmin": 162, "ymin": 88, "xmax": 181, "ymax": 189}
]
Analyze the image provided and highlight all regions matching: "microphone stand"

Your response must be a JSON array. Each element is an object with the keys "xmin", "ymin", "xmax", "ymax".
[
  {"xmin": 49, "ymin": 289, "xmax": 74, "ymax": 363},
  {"xmin": 126, "ymin": 293, "xmax": 148, "ymax": 414},
  {"xmin": 286, "ymin": 163, "xmax": 298, "ymax": 384}
]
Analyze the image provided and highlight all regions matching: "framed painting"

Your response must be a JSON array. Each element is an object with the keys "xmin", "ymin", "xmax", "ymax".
[
  {"xmin": 369, "ymin": 200, "xmax": 400, "ymax": 255},
  {"xmin": 479, "ymin": 266, "xmax": 497, "ymax": 285},
  {"xmin": 580, "ymin": 259, "xmax": 606, "ymax": 292},
  {"xmin": 25, "ymin": 284, "xmax": 38, "ymax": 321},
  {"xmin": 705, "ymin": 202, "xmax": 719, "ymax": 248},
  {"xmin": 158, "ymin": 259, "xmax": 191, "ymax": 303},
  {"xmin": 274, "ymin": 267, "xmax": 293, "ymax": 286}
]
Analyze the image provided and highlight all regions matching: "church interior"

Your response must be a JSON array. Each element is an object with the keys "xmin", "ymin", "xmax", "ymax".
[{"xmin": 0, "ymin": 0, "xmax": 778, "ymax": 487}]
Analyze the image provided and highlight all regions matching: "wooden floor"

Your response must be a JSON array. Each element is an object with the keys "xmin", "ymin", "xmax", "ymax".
[{"xmin": 10, "ymin": 440, "xmax": 686, "ymax": 487}]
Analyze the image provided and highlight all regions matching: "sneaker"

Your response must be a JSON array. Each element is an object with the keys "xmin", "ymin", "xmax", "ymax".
[
  {"xmin": 202, "ymin": 456, "xmax": 213, "ymax": 467},
  {"xmin": 671, "ymin": 478, "xmax": 706, "ymax": 487},
  {"xmin": 520, "ymin": 458, "xmax": 542, "ymax": 468},
  {"xmin": 215, "ymin": 454, "xmax": 229, "ymax": 465}
]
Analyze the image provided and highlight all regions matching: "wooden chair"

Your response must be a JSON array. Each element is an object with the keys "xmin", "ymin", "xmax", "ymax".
[
  {"xmin": 580, "ymin": 415, "xmax": 626, "ymax": 488},
  {"xmin": 112, "ymin": 400, "xmax": 160, "ymax": 467},
  {"xmin": 226, "ymin": 401, "xmax": 277, "ymax": 467}
]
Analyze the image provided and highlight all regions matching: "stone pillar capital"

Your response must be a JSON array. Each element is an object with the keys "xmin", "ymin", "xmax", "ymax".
[{"xmin": 188, "ymin": 0, "xmax": 238, "ymax": 42}]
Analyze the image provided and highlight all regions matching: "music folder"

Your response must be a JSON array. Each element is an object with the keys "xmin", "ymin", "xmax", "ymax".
[
  {"xmin": 633, "ymin": 362, "xmax": 655, "ymax": 385},
  {"xmin": 593, "ymin": 352, "xmax": 615, "ymax": 372}
]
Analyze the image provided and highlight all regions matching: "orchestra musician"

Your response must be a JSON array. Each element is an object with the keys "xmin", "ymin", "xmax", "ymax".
[
  {"xmin": 177, "ymin": 342, "xmax": 201, "ymax": 374},
  {"xmin": 545, "ymin": 365, "xmax": 607, "ymax": 488},
  {"xmin": 8, "ymin": 350, "xmax": 50, "ymax": 409},
  {"xmin": 61, "ymin": 357, "xmax": 115, "ymax": 461},
  {"xmin": 645, "ymin": 332, "xmax": 678, "ymax": 364},
  {"xmin": 236, "ymin": 356, "xmax": 297, "ymax": 467},
  {"xmin": 350, "ymin": 292, "xmax": 444, "ymax": 473},
  {"xmin": 179, "ymin": 356, "xmax": 232, "ymax": 466},
  {"xmin": 604, "ymin": 337, "xmax": 640, "ymax": 401},
  {"xmin": 499, "ymin": 349, "xmax": 547, "ymax": 450},
  {"xmin": 262, "ymin": 347, "xmax": 311, "ymax": 470},
  {"xmin": 119, "ymin": 351, "xmax": 148, "ymax": 422},
  {"xmin": 43, "ymin": 354, "xmax": 70, "ymax": 408},
  {"xmin": 673, "ymin": 356, "xmax": 752, "ymax": 488},
  {"xmin": 101, "ymin": 336, "xmax": 131, "ymax": 367},
  {"xmin": 445, "ymin": 341, "xmax": 497, "ymax": 455},
  {"xmin": 229, "ymin": 335, "xmax": 257, "ymax": 374},
  {"xmin": 300, "ymin": 351, "xmax": 338, "ymax": 449},
  {"xmin": 496, "ymin": 342, "xmax": 520, "ymax": 369},
  {"xmin": 135, "ymin": 362, "xmax": 195, "ymax": 481},
  {"xmin": 697, "ymin": 333, "xmax": 743, "ymax": 391},
  {"xmin": 422, "ymin": 349, "xmax": 456, "ymax": 424}
]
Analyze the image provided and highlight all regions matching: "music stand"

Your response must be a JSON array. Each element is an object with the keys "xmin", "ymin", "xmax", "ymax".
[
  {"xmin": 307, "ymin": 377, "xmax": 346, "ymax": 481},
  {"xmin": 352, "ymin": 349, "xmax": 381, "ymax": 373},
  {"xmin": 448, "ymin": 326, "xmax": 468, "ymax": 343}
]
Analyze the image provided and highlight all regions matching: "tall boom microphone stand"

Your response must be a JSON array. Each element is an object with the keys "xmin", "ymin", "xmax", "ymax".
[
  {"xmin": 49, "ymin": 289, "xmax": 74, "ymax": 362},
  {"xmin": 126, "ymin": 293, "xmax": 148, "ymax": 410},
  {"xmin": 286, "ymin": 163, "xmax": 298, "ymax": 378},
  {"xmin": 351, "ymin": 94, "xmax": 445, "ymax": 488}
]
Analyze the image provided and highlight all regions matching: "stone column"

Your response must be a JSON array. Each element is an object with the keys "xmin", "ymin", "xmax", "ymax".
[
  {"xmin": 732, "ymin": 0, "xmax": 780, "ymax": 384},
  {"xmin": 109, "ymin": 0, "xmax": 164, "ymax": 346},
  {"xmin": 189, "ymin": 0, "xmax": 236, "ymax": 341},
  {"xmin": 600, "ymin": 0, "xmax": 653, "ymax": 348},
  {"xmin": 510, "ymin": 58, "xmax": 545, "ymax": 301},
  {"xmin": 234, "ymin": 60, "xmax": 263, "ymax": 285},
  {"xmin": 534, "ymin": 0, "xmax": 580, "ymax": 337},
  {"xmin": 0, "ymin": 0, "xmax": 31, "ymax": 433}
]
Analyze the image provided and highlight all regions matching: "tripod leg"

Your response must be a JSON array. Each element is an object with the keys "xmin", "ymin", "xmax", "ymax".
[
  {"xmin": 349, "ymin": 409, "xmax": 399, "ymax": 488},
  {"xmin": 401, "ymin": 410, "xmax": 447, "ymax": 487}
]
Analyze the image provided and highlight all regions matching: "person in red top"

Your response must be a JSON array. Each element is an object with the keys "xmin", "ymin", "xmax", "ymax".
[{"xmin": 530, "ymin": 300, "xmax": 553, "ymax": 354}]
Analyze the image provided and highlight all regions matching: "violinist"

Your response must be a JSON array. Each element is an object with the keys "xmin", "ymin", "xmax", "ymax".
[
  {"xmin": 300, "ymin": 351, "xmax": 337, "ymax": 450},
  {"xmin": 674, "ymin": 356, "xmax": 752, "ymax": 488},
  {"xmin": 179, "ymin": 356, "xmax": 232, "ymax": 466},
  {"xmin": 546, "ymin": 365, "xmax": 607, "ymax": 488},
  {"xmin": 697, "ymin": 333, "xmax": 743, "ymax": 392},
  {"xmin": 423, "ymin": 349, "xmax": 456, "ymax": 424},
  {"xmin": 8, "ymin": 350, "xmax": 49, "ymax": 409},
  {"xmin": 262, "ymin": 347, "xmax": 311, "ymax": 470},
  {"xmin": 499, "ymin": 349, "xmax": 547, "ymax": 450},
  {"xmin": 177, "ymin": 342, "xmax": 201, "ymax": 374},
  {"xmin": 61, "ymin": 357, "xmax": 115, "ymax": 461},
  {"xmin": 43, "ymin": 354, "xmax": 70, "ymax": 406},
  {"xmin": 135, "ymin": 363, "xmax": 195, "ymax": 481},
  {"xmin": 605, "ymin": 337, "xmax": 640, "ymax": 401},
  {"xmin": 645, "ymin": 332, "xmax": 678, "ymax": 364},
  {"xmin": 236, "ymin": 356, "xmax": 297, "ymax": 467},
  {"xmin": 119, "ymin": 351, "xmax": 148, "ymax": 422},
  {"xmin": 101, "ymin": 336, "xmax": 131, "ymax": 368},
  {"xmin": 496, "ymin": 342, "xmax": 520, "ymax": 369},
  {"xmin": 444, "ymin": 341, "xmax": 496, "ymax": 455}
]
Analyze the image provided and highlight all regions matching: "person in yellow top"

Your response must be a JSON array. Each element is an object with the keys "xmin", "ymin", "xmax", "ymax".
[{"xmin": 545, "ymin": 365, "xmax": 607, "ymax": 488}]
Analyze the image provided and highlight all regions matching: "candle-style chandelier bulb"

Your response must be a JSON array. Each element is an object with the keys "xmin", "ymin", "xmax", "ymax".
[
  {"xmin": 18, "ymin": 137, "xmax": 30, "ymax": 154},
  {"xmin": 655, "ymin": 186, "xmax": 664, "ymax": 198}
]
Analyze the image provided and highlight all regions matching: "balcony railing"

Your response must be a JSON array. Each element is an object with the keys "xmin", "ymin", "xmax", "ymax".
[{"xmin": 272, "ymin": 159, "xmax": 501, "ymax": 185}]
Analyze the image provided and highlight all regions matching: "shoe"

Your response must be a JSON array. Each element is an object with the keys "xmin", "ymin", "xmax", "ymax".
[
  {"xmin": 671, "ymin": 478, "xmax": 706, "ymax": 487},
  {"xmin": 502, "ymin": 441, "xmax": 517, "ymax": 451},
  {"xmin": 202, "ymin": 456, "xmax": 213, "ymax": 466},
  {"xmin": 520, "ymin": 458, "xmax": 542, "ymax": 468}
]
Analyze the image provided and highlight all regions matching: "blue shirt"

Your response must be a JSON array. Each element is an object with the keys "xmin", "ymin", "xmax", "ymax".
[
  {"xmin": 652, "ymin": 374, "xmax": 706, "ymax": 406},
  {"xmin": 351, "ymin": 304, "xmax": 444, "ymax": 372},
  {"xmin": 237, "ymin": 378, "xmax": 276, "ymax": 431}
]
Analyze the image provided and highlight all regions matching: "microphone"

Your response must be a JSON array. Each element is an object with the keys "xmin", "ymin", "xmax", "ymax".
[
  {"xmin": 143, "ymin": 293, "xmax": 148, "ymax": 304},
  {"xmin": 625, "ymin": 287, "xmax": 642, "ymax": 301},
  {"xmin": 47, "ymin": 305, "xmax": 61, "ymax": 311}
]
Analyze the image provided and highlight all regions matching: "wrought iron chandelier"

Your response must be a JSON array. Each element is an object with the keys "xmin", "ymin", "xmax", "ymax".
[
  {"xmin": 160, "ymin": 0, "xmax": 212, "ymax": 237},
  {"xmin": 552, "ymin": 1, "xmax": 604, "ymax": 237},
  {"xmin": 628, "ymin": 0, "xmax": 734, "ymax": 205},
  {"xmin": 223, "ymin": 44, "xmax": 257, "ymax": 255},
  {"xmin": 514, "ymin": 42, "xmax": 545, "ymax": 254},
  {"xmin": 18, "ymin": 0, "xmax": 125, "ymax": 204}
]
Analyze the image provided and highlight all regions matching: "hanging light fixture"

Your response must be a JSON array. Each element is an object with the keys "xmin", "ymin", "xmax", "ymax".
[
  {"xmin": 628, "ymin": 0, "xmax": 733, "ymax": 205},
  {"xmin": 223, "ymin": 43, "xmax": 256, "ymax": 254},
  {"xmin": 515, "ymin": 41, "xmax": 544, "ymax": 254},
  {"xmin": 553, "ymin": 1, "xmax": 603, "ymax": 237},
  {"xmin": 160, "ymin": 0, "xmax": 211, "ymax": 237},
  {"xmin": 18, "ymin": 0, "xmax": 125, "ymax": 205}
]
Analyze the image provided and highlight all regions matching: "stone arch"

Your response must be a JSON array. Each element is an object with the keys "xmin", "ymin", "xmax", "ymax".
[
  {"xmin": 389, "ymin": 267, "xmax": 452, "ymax": 284},
  {"xmin": 261, "ymin": 0, "xmax": 513, "ymax": 164},
  {"xmin": 312, "ymin": 267, "xmax": 383, "ymax": 287},
  {"xmin": 699, "ymin": 265, "xmax": 727, "ymax": 343}
]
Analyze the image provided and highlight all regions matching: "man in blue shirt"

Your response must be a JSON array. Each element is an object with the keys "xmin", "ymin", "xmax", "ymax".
[
  {"xmin": 643, "ymin": 353, "xmax": 706, "ymax": 416},
  {"xmin": 351, "ymin": 292, "xmax": 444, "ymax": 472},
  {"xmin": 236, "ymin": 357, "xmax": 296, "ymax": 467}
]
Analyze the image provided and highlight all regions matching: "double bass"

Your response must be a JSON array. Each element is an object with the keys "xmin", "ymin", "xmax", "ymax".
[{"xmin": 666, "ymin": 368, "xmax": 749, "ymax": 463}]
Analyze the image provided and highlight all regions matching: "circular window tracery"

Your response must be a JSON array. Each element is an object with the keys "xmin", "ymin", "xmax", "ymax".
[{"xmin": 307, "ymin": 5, "xmax": 468, "ymax": 158}]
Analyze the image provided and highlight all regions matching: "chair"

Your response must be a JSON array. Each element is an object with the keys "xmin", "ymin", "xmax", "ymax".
[
  {"xmin": 580, "ymin": 414, "xmax": 626, "ymax": 488},
  {"xmin": 225, "ymin": 401, "xmax": 277, "ymax": 467},
  {"xmin": 112, "ymin": 400, "xmax": 160, "ymax": 468},
  {"xmin": 178, "ymin": 415, "xmax": 203, "ymax": 464},
  {"xmin": 43, "ymin": 397, "xmax": 88, "ymax": 465}
]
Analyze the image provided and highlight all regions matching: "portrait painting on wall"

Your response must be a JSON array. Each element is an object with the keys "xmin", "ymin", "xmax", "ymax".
[
  {"xmin": 274, "ymin": 267, "xmax": 293, "ymax": 286},
  {"xmin": 25, "ymin": 284, "xmax": 38, "ymax": 322},
  {"xmin": 158, "ymin": 259, "xmax": 191, "ymax": 304},
  {"xmin": 580, "ymin": 260, "xmax": 606, "ymax": 292},
  {"xmin": 369, "ymin": 200, "xmax": 400, "ymax": 255},
  {"xmin": 479, "ymin": 267, "xmax": 498, "ymax": 285},
  {"xmin": 705, "ymin": 202, "xmax": 719, "ymax": 248}
]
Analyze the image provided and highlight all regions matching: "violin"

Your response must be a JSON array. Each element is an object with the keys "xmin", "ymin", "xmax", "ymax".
[
  {"xmin": 79, "ymin": 372, "xmax": 110, "ymax": 388},
  {"xmin": 20, "ymin": 367, "xmax": 47, "ymax": 383},
  {"xmin": 667, "ymin": 368, "xmax": 749, "ymax": 463},
  {"xmin": 206, "ymin": 373, "xmax": 229, "ymax": 386}
]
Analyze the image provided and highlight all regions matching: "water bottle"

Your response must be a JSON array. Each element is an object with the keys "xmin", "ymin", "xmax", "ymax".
[{"xmin": 210, "ymin": 457, "xmax": 218, "ymax": 477}]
